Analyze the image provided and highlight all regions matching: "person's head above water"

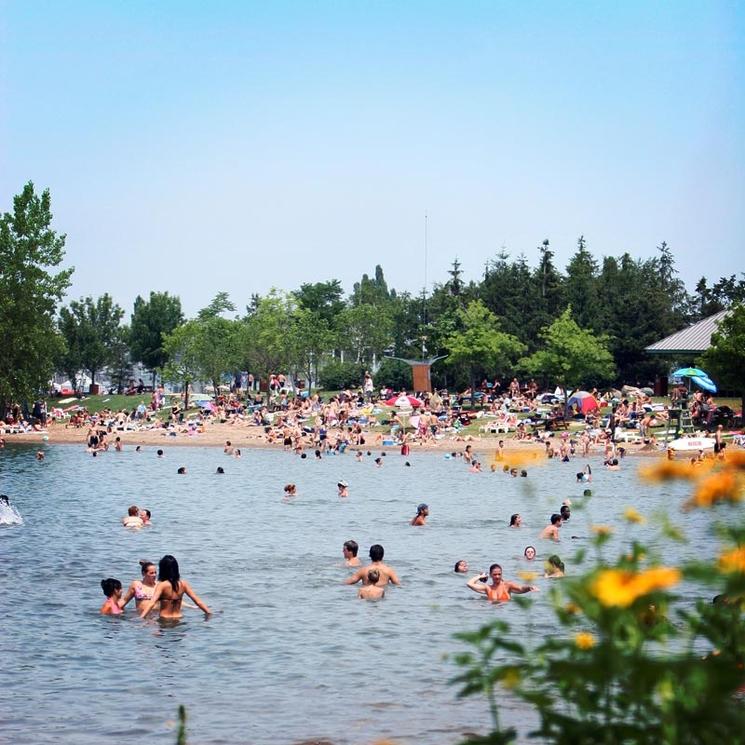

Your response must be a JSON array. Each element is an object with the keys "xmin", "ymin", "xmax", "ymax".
[
  {"xmin": 216, "ymin": 466, "xmax": 224, "ymax": 474},
  {"xmin": 509, "ymin": 513, "xmax": 521, "ymax": 527},
  {"xmin": 524, "ymin": 546, "xmax": 537, "ymax": 561},
  {"xmin": 158, "ymin": 555, "xmax": 180, "ymax": 592},
  {"xmin": 343, "ymin": 540, "xmax": 359, "ymax": 557},
  {"xmin": 139, "ymin": 560, "xmax": 156, "ymax": 581},
  {"xmin": 0, "ymin": 494, "xmax": 9, "ymax": 505},
  {"xmin": 369, "ymin": 544, "xmax": 384, "ymax": 562},
  {"xmin": 416, "ymin": 503, "xmax": 428, "ymax": 515},
  {"xmin": 367, "ymin": 569, "xmax": 380, "ymax": 584},
  {"xmin": 546, "ymin": 555, "xmax": 565, "ymax": 573},
  {"xmin": 127, "ymin": 505, "xmax": 139, "ymax": 517},
  {"xmin": 454, "ymin": 560, "xmax": 468, "ymax": 573},
  {"xmin": 550, "ymin": 513, "xmax": 562, "ymax": 525},
  {"xmin": 100, "ymin": 578, "xmax": 122, "ymax": 597}
]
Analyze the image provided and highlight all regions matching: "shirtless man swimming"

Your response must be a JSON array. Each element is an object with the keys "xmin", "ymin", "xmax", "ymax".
[
  {"xmin": 343, "ymin": 540, "xmax": 361, "ymax": 567},
  {"xmin": 344, "ymin": 544, "xmax": 400, "ymax": 587},
  {"xmin": 539, "ymin": 513, "xmax": 562, "ymax": 542}
]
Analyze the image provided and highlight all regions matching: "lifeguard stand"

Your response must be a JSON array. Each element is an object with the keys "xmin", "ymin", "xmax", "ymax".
[{"xmin": 663, "ymin": 398, "xmax": 695, "ymax": 443}]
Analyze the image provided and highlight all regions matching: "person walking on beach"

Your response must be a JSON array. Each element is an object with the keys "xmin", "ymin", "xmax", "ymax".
[{"xmin": 345, "ymin": 544, "xmax": 400, "ymax": 587}]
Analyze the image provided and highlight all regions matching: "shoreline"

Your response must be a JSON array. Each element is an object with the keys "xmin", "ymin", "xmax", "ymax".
[{"xmin": 3, "ymin": 423, "xmax": 662, "ymax": 457}]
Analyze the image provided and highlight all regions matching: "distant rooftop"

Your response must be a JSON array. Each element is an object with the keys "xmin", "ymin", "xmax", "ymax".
[{"xmin": 645, "ymin": 310, "xmax": 729, "ymax": 355}]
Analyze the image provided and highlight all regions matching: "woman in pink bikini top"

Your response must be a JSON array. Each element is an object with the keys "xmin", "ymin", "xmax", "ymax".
[{"xmin": 118, "ymin": 560, "xmax": 157, "ymax": 612}]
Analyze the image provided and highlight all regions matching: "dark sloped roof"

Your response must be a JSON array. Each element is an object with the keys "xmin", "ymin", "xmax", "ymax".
[{"xmin": 645, "ymin": 310, "xmax": 729, "ymax": 355}]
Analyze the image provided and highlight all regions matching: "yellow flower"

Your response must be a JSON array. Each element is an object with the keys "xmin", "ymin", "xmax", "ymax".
[
  {"xmin": 518, "ymin": 570, "xmax": 538, "ymax": 582},
  {"xmin": 686, "ymin": 471, "xmax": 743, "ymax": 510},
  {"xmin": 591, "ymin": 524, "xmax": 614, "ymax": 536},
  {"xmin": 494, "ymin": 450, "xmax": 547, "ymax": 469},
  {"xmin": 724, "ymin": 451, "xmax": 745, "ymax": 470},
  {"xmin": 639, "ymin": 460, "xmax": 697, "ymax": 482},
  {"xmin": 575, "ymin": 632, "xmax": 595, "ymax": 649},
  {"xmin": 623, "ymin": 507, "xmax": 645, "ymax": 524},
  {"xmin": 718, "ymin": 547, "xmax": 745, "ymax": 574},
  {"xmin": 501, "ymin": 667, "xmax": 521, "ymax": 689},
  {"xmin": 591, "ymin": 567, "xmax": 681, "ymax": 608}
]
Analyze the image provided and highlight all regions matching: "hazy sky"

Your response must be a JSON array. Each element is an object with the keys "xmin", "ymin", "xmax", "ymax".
[{"xmin": 2, "ymin": 1, "xmax": 743, "ymax": 317}]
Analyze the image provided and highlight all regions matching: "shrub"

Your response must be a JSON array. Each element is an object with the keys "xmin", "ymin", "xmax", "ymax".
[{"xmin": 318, "ymin": 360, "xmax": 365, "ymax": 390}]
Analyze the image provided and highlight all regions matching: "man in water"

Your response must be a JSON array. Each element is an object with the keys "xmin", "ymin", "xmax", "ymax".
[
  {"xmin": 411, "ymin": 503, "xmax": 429, "ymax": 526},
  {"xmin": 345, "ymin": 544, "xmax": 400, "ymax": 587},
  {"xmin": 539, "ymin": 513, "xmax": 562, "ymax": 542},
  {"xmin": 343, "ymin": 540, "xmax": 361, "ymax": 567},
  {"xmin": 467, "ymin": 563, "xmax": 538, "ymax": 603},
  {"xmin": 122, "ymin": 505, "xmax": 144, "ymax": 529}
]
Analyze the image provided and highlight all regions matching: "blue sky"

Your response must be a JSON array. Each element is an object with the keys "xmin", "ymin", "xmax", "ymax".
[{"xmin": 1, "ymin": 1, "xmax": 743, "ymax": 316}]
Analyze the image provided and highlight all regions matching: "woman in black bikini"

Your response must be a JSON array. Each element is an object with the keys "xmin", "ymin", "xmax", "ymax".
[{"xmin": 138, "ymin": 555, "xmax": 211, "ymax": 620}]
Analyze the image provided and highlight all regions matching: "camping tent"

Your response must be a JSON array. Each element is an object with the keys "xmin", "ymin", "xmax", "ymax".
[{"xmin": 566, "ymin": 391, "xmax": 599, "ymax": 415}]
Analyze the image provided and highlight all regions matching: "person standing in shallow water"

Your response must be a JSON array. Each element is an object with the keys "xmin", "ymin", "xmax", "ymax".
[
  {"xmin": 411, "ymin": 503, "xmax": 429, "ymax": 525},
  {"xmin": 138, "ymin": 555, "xmax": 211, "ymax": 620},
  {"xmin": 466, "ymin": 564, "xmax": 538, "ymax": 603}
]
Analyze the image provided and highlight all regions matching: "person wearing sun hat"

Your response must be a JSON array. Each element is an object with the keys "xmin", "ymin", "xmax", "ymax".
[{"xmin": 337, "ymin": 480, "xmax": 349, "ymax": 497}]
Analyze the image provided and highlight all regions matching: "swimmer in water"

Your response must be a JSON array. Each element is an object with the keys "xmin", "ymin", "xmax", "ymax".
[
  {"xmin": 177, "ymin": 466, "xmax": 187, "ymax": 474},
  {"xmin": 411, "ymin": 503, "xmax": 429, "ymax": 526},
  {"xmin": 524, "ymin": 546, "xmax": 537, "ymax": 561},
  {"xmin": 454, "ymin": 560, "xmax": 469, "ymax": 574},
  {"xmin": 466, "ymin": 564, "xmax": 538, "ymax": 603},
  {"xmin": 100, "ymin": 578, "xmax": 123, "ymax": 615},
  {"xmin": 337, "ymin": 481, "xmax": 349, "ymax": 498},
  {"xmin": 343, "ymin": 540, "xmax": 361, "ymax": 567},
  {"xmin": 138, "ymin": 555, "xmax": 211, "ymax": 620},
  {"xmin": 284, "ymin": 483, "xmax": 297, "ymax": 497},
  {"xmin": 509, "ymin": 513, "xmax": 522, "ymax": 528},
  {"xmin": 358, "ymin": 569, "xmax": 385, "ymax": 600},
  {"xmin": 122, "ymin": 505, "xmax": 144, "ymax": 529},
  {"xmin": 544, "ymin": 555, "xmax": 565, "ymax": 578},
  {"xmin": 139, "ymin": 508, "xmax": 151, "ymax": 525},
  {"xmin": 119, "ymin": 560, "xmax": 157, "ymax": 612},
  {"xmin": 345, "ymin": 544, "xmax": 400, "ymax": 587},
  {"xmin": 539, "ymin": 514, "xmax": 562, "ymax": 542},
  {"xmin": 36, "ymin": 450, "xmax": 45, "ymax": 461}
]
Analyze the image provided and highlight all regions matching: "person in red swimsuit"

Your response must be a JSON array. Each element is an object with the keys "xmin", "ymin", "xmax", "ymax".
[{"xmin": 466, "ymin": 564, "xmax": 538, "ymax": 603}]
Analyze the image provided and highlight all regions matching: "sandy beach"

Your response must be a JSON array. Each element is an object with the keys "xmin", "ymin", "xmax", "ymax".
[{"xmin": 5, "ymin": 420, "xmax": 660, "ymax": 457}]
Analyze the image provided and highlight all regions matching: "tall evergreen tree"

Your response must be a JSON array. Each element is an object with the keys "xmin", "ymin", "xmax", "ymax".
[{"xmin": 564, "ymin": 236, "xmax": 600, "ymax": 330}]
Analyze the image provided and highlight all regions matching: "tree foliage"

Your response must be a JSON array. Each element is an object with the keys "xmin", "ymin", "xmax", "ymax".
[
  {"xmin": 0, "ymin": 183, "xmax": 72, "ymax": 416},
  {"xmin": 58, "ymin": 294, "xmax": 124, "ymax": 389},
  {"xmin": 443, "ymin": 300, "xmax": 525, "ymax": 398},
  {"xmin": 521, "ymin": 307, "xmax": 615, "ymax": 401},
  {"xmin": 129, "ymin": 291, "xmax": 183, "ymax": 384},
  {"xmin": 700, "ymin": 304, "xmax": 745, "ymax": 415}
]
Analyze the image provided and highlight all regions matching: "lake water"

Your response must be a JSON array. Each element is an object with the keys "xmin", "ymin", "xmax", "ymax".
[{"xmin": 0, "ymin": 443, "xmax": 706, "ymax": 744}]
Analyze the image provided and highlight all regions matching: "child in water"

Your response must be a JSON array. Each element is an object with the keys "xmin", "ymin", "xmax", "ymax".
[
  {"xmin": 358, "ymin": 570, "xmax": 385, "ymax": 600},
  {"xmin": 100, "ymin": 578, "xmax": 123, "ymax": 615}
]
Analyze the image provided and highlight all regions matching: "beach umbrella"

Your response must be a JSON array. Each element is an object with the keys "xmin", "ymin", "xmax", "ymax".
[
  {"xmin": 672, "ymin": 367, "xmax": 707, "ymax": 378},
  {"xmin": 566, "ymin": 391, "xmax": 599, "ymax": 414},
  {"xmin": 385, "ymin": 394, "xmax": 423, "ymax": 408},
  {"xmin": 691, "ymin": 375, "xmax": 717, "ymax": 393}
]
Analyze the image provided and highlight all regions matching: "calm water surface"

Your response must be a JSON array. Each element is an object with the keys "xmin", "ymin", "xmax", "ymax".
[{"xmin": 0, "ymin": 443, "xmax": 705, "ymax": 744}]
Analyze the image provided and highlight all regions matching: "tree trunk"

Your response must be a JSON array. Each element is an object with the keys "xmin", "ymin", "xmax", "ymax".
[{"xmin": 152, "ymin": 369, "xmax": 157, "ymax": 389}]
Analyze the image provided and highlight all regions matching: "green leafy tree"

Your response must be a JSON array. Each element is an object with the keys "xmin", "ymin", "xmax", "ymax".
[
  {"xmin": 290, "ymin": 308, "xmax": 336, "ymax": 391},
  {"xmin": 240, "ymin": 291, "xmax": 297, "ymax": 400},
  {"xmin": 701, "ymin": 303, "xmax": 745, "ymax": 416},
  {"xmin": 522, "ymin": 307, "xmax": 615, "ymax": 405},
  {"xmin": 162, "ymin": 321, "xmax": 204, "ymax": 410},
  {"xmin": 337, "ymin": 303, "xmax": 394, "ymax": 366},
  {"xmin": 350, "ymin": 265, "xmax": 392, "ymax": 307},
  {"xmin": 58, "ymin": 293, "xmax": 124, "ymax": 391},
  {"xmin": 109, "ymin": 325, "xmax": 133, "ymax": 394},
  {"xmin": 443, "ymin": 300, "xmax": 525, "ymax": 404},
  {"xmin": 0, "ymin": 183, "xmax": 72, "ymax": 417},
  {"xmin": 294, "ymin": 280, "xmax": 345, "ymax": 327},
  {"xmin": 129, "ymin": 291, "xmax": 184, "ymax": 386}
]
